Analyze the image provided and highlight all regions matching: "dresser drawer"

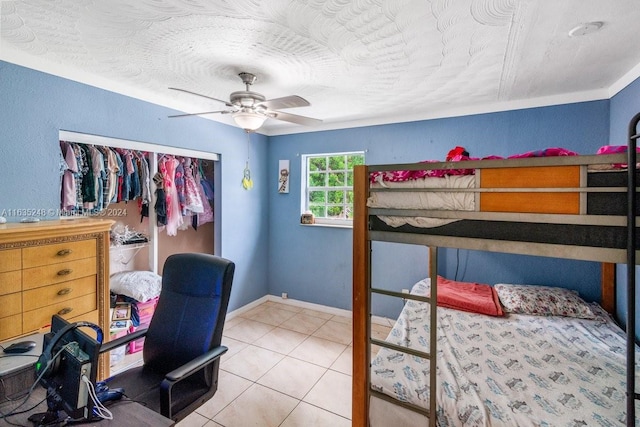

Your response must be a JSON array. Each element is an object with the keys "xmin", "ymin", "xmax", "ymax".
[
  {"xmin": 23, "ymin": 293, "xmax": 97, "ymax": 332},
  {"xmin": 0, "ymin": 293, "xmax": 22, "ymax": 318},
  {"xmin": 22, "ymin": 257, "xmax": 97, "ymax": 290},
  {"xmin": 0, "ymin": 249, "xmax": 21, "ymax": 273},
  {"xmin": 0, "ymin": 314, "xmax": 22, "ymax": 341},
  {"xmin": 22, "ymin": 276, "xmax": 96, "ymax": 311},
  {"xmin": 22, "ymin": 239, "xmax": 96, "ymax": 269},
  {"xmin": 68, "ymin": 310, "xmax": 100, "ymax": 333},
  {"xmin": 0, "ymin": 271, "xmax": 21, "ymax": 295}
]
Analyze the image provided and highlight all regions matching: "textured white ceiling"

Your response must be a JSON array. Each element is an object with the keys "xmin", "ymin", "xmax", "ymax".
[{"xmin": 2, "ymin": 0, "xmax": 640, "ymax": 135}]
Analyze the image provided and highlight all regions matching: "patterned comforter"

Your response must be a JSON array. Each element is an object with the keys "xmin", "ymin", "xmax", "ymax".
[{"xmin": 370, "ymin": 279, "xmax": 639, "ymax": 426}]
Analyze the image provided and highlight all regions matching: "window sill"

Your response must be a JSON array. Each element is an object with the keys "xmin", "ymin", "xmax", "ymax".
[{"xmin": 299, "ymin": 222, "xmax": 353, "ymax": 229}]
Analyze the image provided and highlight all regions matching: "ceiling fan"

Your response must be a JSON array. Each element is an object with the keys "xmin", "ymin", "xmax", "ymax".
[{"xmin": 168, "ymin": 72, "xmax": 322, "ymax": 131}]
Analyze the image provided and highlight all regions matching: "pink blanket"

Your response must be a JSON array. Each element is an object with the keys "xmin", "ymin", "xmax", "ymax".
[
  {"xmin": 370, "ymin": 146, "xmax": 578, "ymax": 183},
  {"xmin": 596, "ymin": 145, "xmax": 640, "ymax": 169},
  {"xmin": 431, "ymin": 276, "xmax": 504, "ymax": 317}
]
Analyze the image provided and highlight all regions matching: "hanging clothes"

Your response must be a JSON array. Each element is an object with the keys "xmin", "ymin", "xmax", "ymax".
[
  {"xmin": 60, "ymin": 141, "xmax": 78, "ymax": 210},
  {"xmin": 153, "ymin": 172, "xmax": 167, "ymax": 226},
  {"xmin": 159, "ymin": 155, "xmax": 183, "ymax": 236},
  {"xmin": 136, "ymin": 152, "xmax": 151, "ymax": 220},
  {"xmin": 195, "ymin": 159, "xmax": 214, "ymax": 225},
  {"xmin": 58, "ymin": 142, "xmax": 150, "ymax": 216},
  {"xmin": 175, "ymin": 158, "xmax": 186, "ymax": 216},
  {"xmin": 113, "ymin": 149, "xmax": 124, "ymax": 203},
  {"xmin": 183, "ymin": 157, "xmax": 204, "ymax": 214},
  {"xmin": 88, "ymin": 145, "xmax": 105, "ymax": 213},
  {"xmin": 118, "ymin": 149, "xmax": 133, "ymax": 202}
]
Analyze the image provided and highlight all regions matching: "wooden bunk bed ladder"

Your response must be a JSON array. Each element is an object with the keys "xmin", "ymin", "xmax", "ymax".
[
  {"xmin": 352, "ymin": 165, "xmax": 438, "ymax": 426},
  {"xmin": 352, "ymin": 165, "xmax": 370, "ymax": 427}
]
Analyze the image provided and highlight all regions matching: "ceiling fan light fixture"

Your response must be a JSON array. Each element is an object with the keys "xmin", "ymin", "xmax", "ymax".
[{"xmin": 232, "ymin": 110, "xmax": 267, "ymax": 131}]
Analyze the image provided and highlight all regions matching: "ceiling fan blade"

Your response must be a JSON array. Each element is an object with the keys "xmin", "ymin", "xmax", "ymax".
[
  {"xmin": 168, "ymin": 110, "xmax": 229, "ymax": 118},
  {"xmin": 169, "ymin": 87, "xmax": 234, "ymax": 107},
  {"xmin": 268, "ymin": 110, "xmax": 323, "ymax": 126},
  {"xmin": 257, "ymin": 95, "xmax": 310, "ymax": 110}
]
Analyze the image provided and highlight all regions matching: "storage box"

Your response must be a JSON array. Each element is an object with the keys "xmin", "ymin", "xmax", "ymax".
[
  {"xmin": 136, "ymin": 297, "xmax": 158, "ymax": 319},
  {"xmin": 109, "ymin": 329, "xmax": 128, "ymax": 366},
  {"xmin": 126, "ymin": 297, "xmax": 158, "ymax": 354},
  {"xmin": 127, "ymin": 322, "xmax": 149, "ymax": 354}
]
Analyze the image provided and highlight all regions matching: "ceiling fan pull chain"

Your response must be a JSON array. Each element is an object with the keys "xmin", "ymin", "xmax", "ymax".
[{"xmin": 242, "ymin": 131, "xmax": 253, "ymax": 190}]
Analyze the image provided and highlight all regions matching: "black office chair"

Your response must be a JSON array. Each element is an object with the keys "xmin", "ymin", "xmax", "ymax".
[{"xmin": 100, "ymin": 253, "xmax": 235, "ymax": 423}]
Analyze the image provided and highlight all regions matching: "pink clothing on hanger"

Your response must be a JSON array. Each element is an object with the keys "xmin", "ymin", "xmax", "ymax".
[
  {"xmin": 183, "ymin": 158, "xmax": 204, "ymax": 213},
  {"xmin": 160, "ymin": 155, "xmax": 183, "ymax": 236},
  {"xmin": 60, "ymin": 141, "xmax": 78, "ymax": 210},
  {"xmin": 197, "ymin": 178, "xmax": 214, "ymax": 225}
]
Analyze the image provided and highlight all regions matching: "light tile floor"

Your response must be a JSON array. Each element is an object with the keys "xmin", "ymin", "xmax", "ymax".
[{"xmin": 175, "ymin": 301, "xmax": 391, "ymax": 427}]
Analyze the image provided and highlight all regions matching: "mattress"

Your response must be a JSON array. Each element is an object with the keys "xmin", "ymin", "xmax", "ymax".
[
  {"xmin": 369, "ymin": 175, "xmax": 475, "ymax": 228},
  {"xmin": 368, "ymin": 170, "xmax": 638, "ymax": 229},
  {"xmin": 370, "ymin": 279, "xmax": 640, "ymax": 426}
]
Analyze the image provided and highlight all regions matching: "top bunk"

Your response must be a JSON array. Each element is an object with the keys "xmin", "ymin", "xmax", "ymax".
[{"xmin": 356, "ymin": 150, "xmax": 639, "ymax": 265}]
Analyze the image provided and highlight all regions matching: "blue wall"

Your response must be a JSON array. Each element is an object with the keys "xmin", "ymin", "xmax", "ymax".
[
  {"xmin": 609, "ymin": 76, "xmax": 640, "ymax": 333},
  {"xmin": 3, "ymin": 58, "xmax": 638, "ymax": 322},
  {"xmin": 268, "ymin": 102, "xmax": 611, "ymax": 318},
  {"xmin": 0, "ymin": 61, "xmax": 270, "ymax": 312}
]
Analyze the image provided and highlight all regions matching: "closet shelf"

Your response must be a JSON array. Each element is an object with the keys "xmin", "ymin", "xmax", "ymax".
[
  {"xmin": 110, "ymin": 242, "xmax": 149, "ymax": 265},
  {"xmin": 110, "ymin": 242, "xmax": 149, "ymax": 251}
]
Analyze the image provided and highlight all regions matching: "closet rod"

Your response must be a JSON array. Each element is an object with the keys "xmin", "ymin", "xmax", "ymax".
[{"xmin": 59, "ymin": 130, "xmax": 219, "ymax": 161}]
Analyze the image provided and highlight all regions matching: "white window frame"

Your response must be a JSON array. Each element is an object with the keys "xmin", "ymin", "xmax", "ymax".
[{"xmin": 300, "ymin": 151, "xmax": 365, "ymax": 227}]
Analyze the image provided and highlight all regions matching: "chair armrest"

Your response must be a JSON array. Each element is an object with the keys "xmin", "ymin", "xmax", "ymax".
[
  {"xmin": 99, "ymin": 328, "xmax": 149, "ymax": 354},
  {"xmin": 164, "ymin": 345, "xmax": 228, "ymax": 382},
  {"xmin": 159, "ymin": 345, "xmax": 228, "ymax": 419}
]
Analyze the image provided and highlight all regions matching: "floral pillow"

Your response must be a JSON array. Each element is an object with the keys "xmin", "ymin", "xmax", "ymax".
[{"xmin": 494, "ymin": 283, "xmax": 596, "ymax": 319}]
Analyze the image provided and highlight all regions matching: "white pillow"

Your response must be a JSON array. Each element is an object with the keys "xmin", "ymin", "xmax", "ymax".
[{"xmin": 110, "ymin": 270, "xmax": 161, "ymax": 302}]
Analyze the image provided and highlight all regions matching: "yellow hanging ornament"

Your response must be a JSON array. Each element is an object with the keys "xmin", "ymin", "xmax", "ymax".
[
  {"xmin": 242, "ymin": 161, "xmax": 253, "ymax": 190},
  {"xmin": 242, "ymin": 131, "xmax": 254, "ymax": 190}
]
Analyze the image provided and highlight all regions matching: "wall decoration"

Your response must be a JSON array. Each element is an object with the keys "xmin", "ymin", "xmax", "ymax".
[
  {"xmin": 300, "ymin": 211, "xmax": 315, "ymax": 224},
  {"xmin": 278, "ymin": 160, "xmax": 290, "ymax": 193},
  {"xmin": 242, "ymin": 131, "xmax": 253, "ymax": 190}
]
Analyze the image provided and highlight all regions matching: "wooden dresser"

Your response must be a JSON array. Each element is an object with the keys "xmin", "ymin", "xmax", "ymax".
[{"xmin": 0, "ymin": 219, "xmax": 112, "ymax": 378}]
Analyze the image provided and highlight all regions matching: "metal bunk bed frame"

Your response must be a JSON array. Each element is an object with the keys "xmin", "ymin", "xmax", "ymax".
[
  {"xmin": 626, "ymin": 111, "xmax": 640, "ymax": 426},
  {"xmin": 352, "ymin": 115, "xmax": 640, "ymax": 426}
]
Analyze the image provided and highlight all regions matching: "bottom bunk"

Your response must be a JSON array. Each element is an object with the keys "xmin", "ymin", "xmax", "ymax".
[{"xmin": 368, "ymin": 278, "xmax": 640, "ymax": 426}]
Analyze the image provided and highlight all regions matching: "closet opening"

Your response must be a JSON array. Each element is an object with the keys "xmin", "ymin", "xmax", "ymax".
[{"xmin": 58, "ymin": 130, "xmax": 221, "ymax": 274}]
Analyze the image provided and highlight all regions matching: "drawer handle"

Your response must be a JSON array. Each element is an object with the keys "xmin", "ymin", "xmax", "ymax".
[
  {"xmin": 57, "ymin": 269, "xmax": 72, "ymax": 276},
  {"xmin": 57, "ymin": 249, "xmax": 73, "ymax": 257},
  {"xmin": 58, "ymin": 307, "xmax": 73, "ymax": 316},
  {"xmin": 57, "ymin": 288, "xmax": 72, "ymax": 296}
]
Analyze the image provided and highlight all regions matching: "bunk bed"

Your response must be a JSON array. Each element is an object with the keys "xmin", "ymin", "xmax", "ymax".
[{"xmin": 352, "ymin": 112, "xmax": 640, "ymax": 427}]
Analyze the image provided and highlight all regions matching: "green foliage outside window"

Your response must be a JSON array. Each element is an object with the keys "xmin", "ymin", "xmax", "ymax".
[{"xmin": 306, "ymin": 152, "xmax": 364, "ymax": 220}]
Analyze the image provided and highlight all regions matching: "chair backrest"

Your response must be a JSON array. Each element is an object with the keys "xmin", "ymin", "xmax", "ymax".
[{"xmin": 143, "ymin": 253, "xmax": 235, "ymax": 376}]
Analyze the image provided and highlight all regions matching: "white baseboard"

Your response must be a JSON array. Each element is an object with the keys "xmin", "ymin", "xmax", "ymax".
[
  {"xmin": 225, "ymin": 295, "xmax": 270, "ymax": 320},
  {"xmin": 265, "ymin": 294, "xmax": 352, "ymax": 318},
  {"xmin": 226, "ymin": 294, "xmax": 395, "ymax": 327}
]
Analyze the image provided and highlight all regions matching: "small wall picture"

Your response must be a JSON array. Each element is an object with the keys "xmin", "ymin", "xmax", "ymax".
[
  {"xmin": 278, "ymin": 159, "xmax": 290, "ymax": 193},
  {"xmin": 112, "ymin": 302, "xmax": 131, "ymax": 321}
]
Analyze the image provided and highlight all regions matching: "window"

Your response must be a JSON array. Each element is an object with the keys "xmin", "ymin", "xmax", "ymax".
[{"xmin": 301, "ymin": 151, "xmax": 365, "ymax": 226}]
